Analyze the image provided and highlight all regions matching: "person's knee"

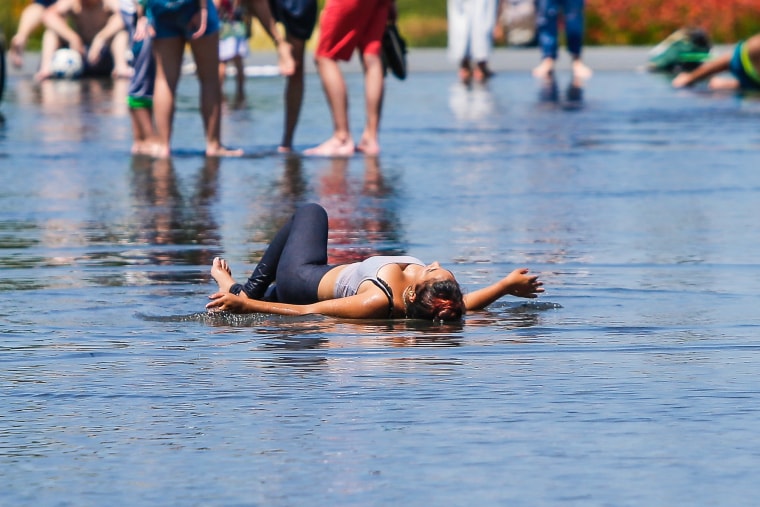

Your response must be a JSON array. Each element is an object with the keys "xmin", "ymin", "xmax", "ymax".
[{"xmin": 299, "ymin": 202, "xmax": 327, "ymax": 219}]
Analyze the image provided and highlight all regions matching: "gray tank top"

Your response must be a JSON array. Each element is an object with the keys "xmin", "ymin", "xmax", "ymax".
[{"xmin": 333, "ymin": 256, "xmax": 424, "ymax": 299}]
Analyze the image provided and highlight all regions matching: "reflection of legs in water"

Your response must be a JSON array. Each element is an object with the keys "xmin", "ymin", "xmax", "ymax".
[{"xmin": 538, "ymin": 74, "xmax": 558, "ymax": 103}]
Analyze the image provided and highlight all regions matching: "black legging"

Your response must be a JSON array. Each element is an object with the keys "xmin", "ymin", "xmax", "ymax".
[{"xmin": 230, "ymin": 203, "xmax": 334, "ymax": 304}]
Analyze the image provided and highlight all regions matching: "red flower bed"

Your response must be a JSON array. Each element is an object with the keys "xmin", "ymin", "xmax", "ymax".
[{"xmin": 586, "ymin": 0, "xmax": 760, "ymax": 44}]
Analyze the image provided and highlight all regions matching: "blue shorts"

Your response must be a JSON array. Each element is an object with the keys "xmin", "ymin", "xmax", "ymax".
[
  {"xmin": 121, "ymin": 11, "xmax": 156, "ymax": 103},
  {"xmin": 150, "ymin": 1, "xmax": 220, "ymax": 40},
  {"xmin": 269, "ymin": 0, "xmax": 317, "ymax": 40},
  {"xmin": 729, "ymin": 40, "xmax": 760, "ymax": 91},
  {"xmin": 34, "ymin": 0, "xmax": 57, "ymax": 6}
]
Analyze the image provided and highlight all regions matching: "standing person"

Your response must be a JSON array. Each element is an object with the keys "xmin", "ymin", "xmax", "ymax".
[
  {"xmin": 243, "ymin": 0, "xmax": 317, "ymax": 152},
  {"xmin": 447, "ymin": 0, "xmax": 499, "ymax": 83},
  {"xmin": 36, "ymin": 0, "xmax": 133, "ymax": 81},
  {"xmin": 206, "ymin": 203, "xmax": 544, "ymax": 320},
  {"xmin": 145, "ymin": 0, "xmax": 243, "ymax": 157},
  {"xmin": 532, "ymin": 0, "xmax": 592, "ymax": 81},
  {"xmin": 9, "ymin": 0, "xmax": 58, "ymax": 69},
  {"xmin": 121, "ymin": 0, "xmax": 158, "ymax": 154},
  {"xmin": 214, "ymin": 0, "xmax": 249, "ymax": 102},
  {"xmin": 304, "ymin": 0, "xmax": 393, "ymax": 157}
]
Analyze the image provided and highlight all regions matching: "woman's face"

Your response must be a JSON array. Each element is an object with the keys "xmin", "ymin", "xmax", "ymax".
[{"xmin": 415, "ymin": 262, "xmax": 456, "ymax": 287}]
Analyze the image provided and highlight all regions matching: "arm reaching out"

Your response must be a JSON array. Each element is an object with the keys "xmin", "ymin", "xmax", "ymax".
[
  {"xmin": 463, "ymin": 268, "xmax": 544, "ymax": 311},
  {"xmin": 672, "ymin": 53, "xmax": 731, "ymax": 88},
  {"xmin": 206, "ymin": 290, "xmax": 393, "ymax": 319}
]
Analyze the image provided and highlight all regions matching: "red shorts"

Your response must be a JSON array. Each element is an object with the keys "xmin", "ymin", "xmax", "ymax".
[{"xmin": 315, "ymin": 0, "xmax": 391, "ymax": 61}]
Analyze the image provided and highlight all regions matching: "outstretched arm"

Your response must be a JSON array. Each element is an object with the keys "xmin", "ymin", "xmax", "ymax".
[
  {"xmin": 206, "ymin": 290, "xmax": 392, "ymax": 319},
  {"xmin": 463, "ymin": 268, "xmax": 544, "ymax": 311},
  {"xmin": 672, "ymin": 53, "xmax": 731, "ymax": 88}
]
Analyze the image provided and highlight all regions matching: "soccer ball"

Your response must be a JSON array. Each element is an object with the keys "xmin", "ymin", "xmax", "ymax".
[{"xmin": 50, "ymin": 48, "xmax": 84, "ymax": 79}]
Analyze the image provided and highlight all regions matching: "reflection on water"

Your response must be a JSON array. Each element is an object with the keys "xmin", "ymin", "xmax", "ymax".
[
  {"xmin": 448, "ymin": 80, "xmax": 498, "ymax": 122},
  {"xmin": 3, "ymin": 68, "xmax": 760, "ymax": 506}
]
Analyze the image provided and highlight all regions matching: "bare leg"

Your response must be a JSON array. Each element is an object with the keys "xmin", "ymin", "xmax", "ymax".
[
  {"xmin": 130, "ymin": 107, "xmax": 159, "ymax": 155},
  {"xmin": 304, "ymin": 55, "xmax": 355, "ymax": 157},
  {"xmin": 233, "ymin": 54, "xmax": 246, "ymax": 102},
  {"xmin": 10, "ymin": 3, "xmax": 46, "ymax": 69},
  {"xmin": 189, "ymin": 32, "xmax": 243, "ymax": 157},
  {"xmin": 278, "ymin": 34, "xmax": 306, "ymax": 152},
  {"xmin": 110, "ymin": 30, "xmax": 134, "ymax": 78},
  {"xmin": 34, "ymin": 30, "xmax": 61, "ymax": 82},
  {"xmin": 356, "ymin": 51, "xmax": 384, "ymax": 156},
  {"xmin": 532, "ymin": 56, "xmax": 555, "ymax": 79},
  {"xmin": 151, "ymin": 36, "xmax": 185, "ymax": 158},
  {"xmin": 218, "ymin": 60, "xmax": 227, "ymax": 99},
  {"xmin": 245, "ymin": 0, "xmax": 295, "ymax": 76}
]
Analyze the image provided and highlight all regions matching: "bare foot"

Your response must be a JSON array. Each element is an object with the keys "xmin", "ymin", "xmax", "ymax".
[
  {"xmin": 211, "ymin": 257, "xmax": 236, "ymax": 292},
  {"xmin": 132, "ymin": 139, "xmax": 161, "ymax": 156},
  {"xmin": 304, "ymin": 136, "xmax": 355, "ymax": 157},
  {"xmin": 149, "ymin": 142, "xmax": 171, "ymax": 159},
  {"xmin": 10, "ymin": 36, "xmax": 25, "ymax": 69},
  {"xmin": 459, "ymin": 66, "xmax": 472, "ymax": 84},
  {"xmin": 277, "ymin": 40, "xmax": 296, "ymax": 77},
  {"xmin": 572, "ymin": 60, "xmax": 593, "ymax": 81},
  {"xmin": 473, "ymin": 62, "xmax": 494, "ymax": 82},
  {"xmin": 277, "ymin": 145, "xmax": 292, "ymax": 154},
  {"xmin": 532, "ymin": 58, "xmax": 555, "ymax": 79},
  {"xmin": 206, "ymin": 144, "xmax": 244, "ymax": 157},
  {"xmin": 356, "ymin": 136, "xmax": 380, "ymax": 156}
]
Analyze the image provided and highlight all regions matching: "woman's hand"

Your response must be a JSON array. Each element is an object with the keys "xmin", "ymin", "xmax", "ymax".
[
  {"xmin": 504, "ymin": 268, "xmax": 544, "ymax": 298},
  {"xmin": 206, "ymin": 292, "xmax": 245, "ymax": 312}
]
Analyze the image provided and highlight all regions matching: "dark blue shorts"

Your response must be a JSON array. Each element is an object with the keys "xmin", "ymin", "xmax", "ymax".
[
  {"xmin": 150, "ymin": 0, "xmax": 220, "ymax": 39},
  {"xmin": 269, "ymin": 0, "xmax": 318, "ymax": 40},
  {"xmin": 35, "ymin": 0, "xmax": 57, "ymax": 6}
]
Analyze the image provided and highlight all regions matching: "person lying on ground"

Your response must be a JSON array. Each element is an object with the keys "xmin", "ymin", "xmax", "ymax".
[
  {"xmin": 207, "ymin": 203, "xmax": 544, "ymax": 321},
  {"xmin": 672, "ymin": 33, "xmax": 760, "ymax": 92}
]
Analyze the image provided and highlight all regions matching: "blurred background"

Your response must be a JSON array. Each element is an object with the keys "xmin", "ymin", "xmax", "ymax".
[{"xmin": 2, "ymin": 0, "xmax": 760, "ymax": 51}]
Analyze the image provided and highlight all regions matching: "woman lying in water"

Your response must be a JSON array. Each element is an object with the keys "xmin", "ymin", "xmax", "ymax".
[{"xmin": 207, "ymin": 203, "xmax": 544, "ymax": 321}]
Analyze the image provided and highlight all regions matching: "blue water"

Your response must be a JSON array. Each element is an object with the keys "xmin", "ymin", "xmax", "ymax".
[{"xmin": 2, "ymin": 62, "xmax": 760, "ymax": 506}]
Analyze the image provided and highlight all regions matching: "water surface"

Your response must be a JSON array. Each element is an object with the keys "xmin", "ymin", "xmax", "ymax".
[{"xmin": 2, "ymin": 62, "xmax": 760, "ymax": 506}]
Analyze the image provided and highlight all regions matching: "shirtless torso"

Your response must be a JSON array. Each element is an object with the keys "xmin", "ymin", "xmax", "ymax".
[{"xmin": 65, "ymin": 0, "xmax": 118, "ymax": 44}]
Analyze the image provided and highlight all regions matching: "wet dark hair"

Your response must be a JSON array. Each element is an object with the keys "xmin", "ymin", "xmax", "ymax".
[{"xmin": 406, "ymin": 280, "xmax": 466, "ymax": 322}]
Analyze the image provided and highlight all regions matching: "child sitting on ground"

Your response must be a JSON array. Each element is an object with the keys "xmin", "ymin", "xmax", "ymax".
[{"xmin": 37, "ymin": 0, "xmax": 132, "ymax": 80}]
